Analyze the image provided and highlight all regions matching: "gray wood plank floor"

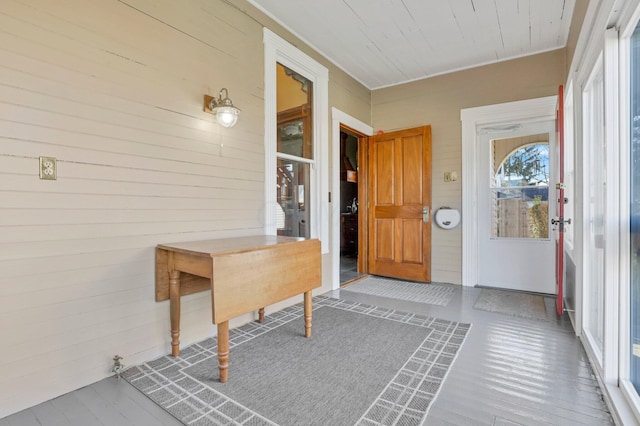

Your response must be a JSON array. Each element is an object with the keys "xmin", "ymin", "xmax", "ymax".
[{"xmin": 1, "ymin": 284, "xmax": 613, "ymax": 426}]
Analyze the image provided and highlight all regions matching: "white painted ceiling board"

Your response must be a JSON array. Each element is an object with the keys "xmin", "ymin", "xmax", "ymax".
[{"xmin": 248, "ymin": 0, "xmax": 575, "ymax": 89}]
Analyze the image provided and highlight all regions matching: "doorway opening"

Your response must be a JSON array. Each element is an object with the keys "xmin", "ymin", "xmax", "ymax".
[
  {"xmin": 339, "ymin": 128, "xmax": 366, "ymax": 285},
  {"xmin": 461, "ymin": 96, "xmax": 558, "ymax": 289},
  {"xmin": 330, "ymin": 109, "xmax": 372, "ymax": 290},
  {"xmin": 336, "ymin": 124, "xmax": 433, "ymax": 285}
]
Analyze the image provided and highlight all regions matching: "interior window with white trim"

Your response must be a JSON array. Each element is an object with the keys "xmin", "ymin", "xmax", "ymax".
[
  {"xmin": 276, "ymin": 63, "xmax": 314, "ymax": 238},
  {"xmin": 263, "ymin": 28, "xmax": 329, "ymax": 251}
]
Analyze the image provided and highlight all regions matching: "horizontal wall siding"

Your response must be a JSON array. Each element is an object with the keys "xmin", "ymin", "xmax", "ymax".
[
  {"xmin": 0, "ymin": 0, "xmax": 264, "ymax": 416},
  {"xmin": 372, "ymin": 50, "xmax": 565, "ymax": 284},
  {"xmin": 0, "ymin": 0, "xmax": 374, "ymax": 417}
]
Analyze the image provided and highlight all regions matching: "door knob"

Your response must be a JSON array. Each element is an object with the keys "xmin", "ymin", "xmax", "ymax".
[{"xmin": 551, "ymin": 217, "xmax": 571, "ymax": 232}]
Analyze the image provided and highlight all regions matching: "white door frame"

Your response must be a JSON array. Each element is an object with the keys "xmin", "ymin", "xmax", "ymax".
[
  {"xmin": 461, "ymin": 96, "xmax": 558, "ymax": 287},
  {"xmin": 331, "ymin": 108, "xmax": 372, "ymax": 290}
]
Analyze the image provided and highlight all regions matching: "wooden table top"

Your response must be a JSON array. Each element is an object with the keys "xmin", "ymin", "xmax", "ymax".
[{"xmin": 157, "ymin": 235, "xmax": 306, "ymax": 257}]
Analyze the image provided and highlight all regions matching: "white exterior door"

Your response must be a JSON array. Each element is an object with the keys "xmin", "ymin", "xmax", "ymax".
[{"xmin": 477, "ymin": 120, "xmax": 556, "ymax": 294}]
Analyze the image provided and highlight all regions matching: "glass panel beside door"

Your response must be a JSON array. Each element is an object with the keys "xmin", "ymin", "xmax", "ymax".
[
  {"xmin": 630, "ymin": 22, "xmax": 640, "ymax": 393},
  {"xmin": 583, "ymin": 52, "xmax": 605, "ymax": 359}
]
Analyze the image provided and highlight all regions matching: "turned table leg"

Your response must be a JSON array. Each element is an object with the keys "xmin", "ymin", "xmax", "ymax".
[
  {"xmin": 169, "ymin": 270, "xmax": 181, "ymax": 357},
  {"xmin": 217, "ymin": 321, "xmax": 230, "ymax": 383},
  {"xmin": 304, "ymin": 291, "xmax": 312, "ymax": 338},
  {"xmin": 258, "ymin": 307, "xmax": 265, "ymax": 323}
]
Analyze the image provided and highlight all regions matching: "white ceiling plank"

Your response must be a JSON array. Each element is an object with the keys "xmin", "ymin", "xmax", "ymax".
[
  {"xmin": 248, "ymin": 0, "xmax": 575, "ymax": 89},
  {"xmin": 494, "ymin": 0, "xmax": 531, "ymax": 56}
]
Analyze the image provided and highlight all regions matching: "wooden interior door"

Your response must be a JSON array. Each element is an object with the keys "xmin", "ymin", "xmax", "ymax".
[{"xmin": 367, "ymin": 126, "xmax": 432, "ymax": 282}]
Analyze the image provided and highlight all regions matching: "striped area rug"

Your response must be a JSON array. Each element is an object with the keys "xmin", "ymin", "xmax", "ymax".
[{"xmin": 123, "ymin": 296, "xmax": 470, "ymax": 426}]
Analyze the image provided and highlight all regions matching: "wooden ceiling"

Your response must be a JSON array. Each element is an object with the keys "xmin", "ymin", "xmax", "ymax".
[{"xmin": 248, "ymin": 0, "xmax": 576, "ymax": 89}]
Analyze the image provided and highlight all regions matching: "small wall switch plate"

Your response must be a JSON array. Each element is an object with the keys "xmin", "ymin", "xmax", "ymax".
[
  {"xmin": 444, "ymin": 172, "xmax": 451, "ymax": 182},
  {"xmin": 39, "ymin": 157, "xmax": 57, "ymax": 180},
  {"xmin": 450, "ymin": 171, "xmax": 458, "ymax": 181}
]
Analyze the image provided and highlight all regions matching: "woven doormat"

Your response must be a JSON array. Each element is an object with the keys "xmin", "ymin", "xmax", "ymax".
[
  {"xmin": 343, "ymin": 276, "xmax": 456, "ymax": 306},
  {"xmin": 473, "ymin": 288, "xmax": 549, "ymax": 321}
]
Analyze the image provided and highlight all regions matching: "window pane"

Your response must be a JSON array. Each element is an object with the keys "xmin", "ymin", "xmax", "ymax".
[
  {"xmin": 490, "ymin": 137, "xmax": 550, "ymax": 239},
  {"xmin": 587, "ymin": 65, "xmax": 605, "ymax": 352},
  {"xmin": 630, "ymin": 22, "xmax": 640, "ymax": 393},
  {"xmin": 276, "ymin": 158, "xmax": 310, "ymax": 238},
  {"xmin": 276, "ymin": 63, "xmax": 313, "ymax": 159},
  {"xmin": 278, "ymin": 119, "xmax": 305, "ymax": 157},
  {"xmin": 494, "ymin": 142, "xmax": 550, "ymax": 188},
  {"xmin": 490, "ymin": 188, "xmax": 549, "ymax": 238},
  {"xmin": 564, "ymin": 89, "xmax": 575, "ymax": 248}
]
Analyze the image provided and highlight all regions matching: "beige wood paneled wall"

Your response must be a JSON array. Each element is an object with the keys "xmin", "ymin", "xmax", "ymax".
[
  {"xmin": 371, "ymin": 49, "xmax": 565, "ymax": 284},
  {"xmin": 0, "ymin": 0, "xmax": 370, "ymax": 417}
]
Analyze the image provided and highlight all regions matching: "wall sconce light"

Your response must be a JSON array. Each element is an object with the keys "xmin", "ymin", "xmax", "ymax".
[{"xmin": 204, "ymin": 88, "xmax": 240, "ymax": 128}]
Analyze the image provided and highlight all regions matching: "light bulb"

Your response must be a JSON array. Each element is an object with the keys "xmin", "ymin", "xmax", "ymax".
[{"xmin": 215, "ymin": 107, "xmax": 239, "ymax": 128}]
